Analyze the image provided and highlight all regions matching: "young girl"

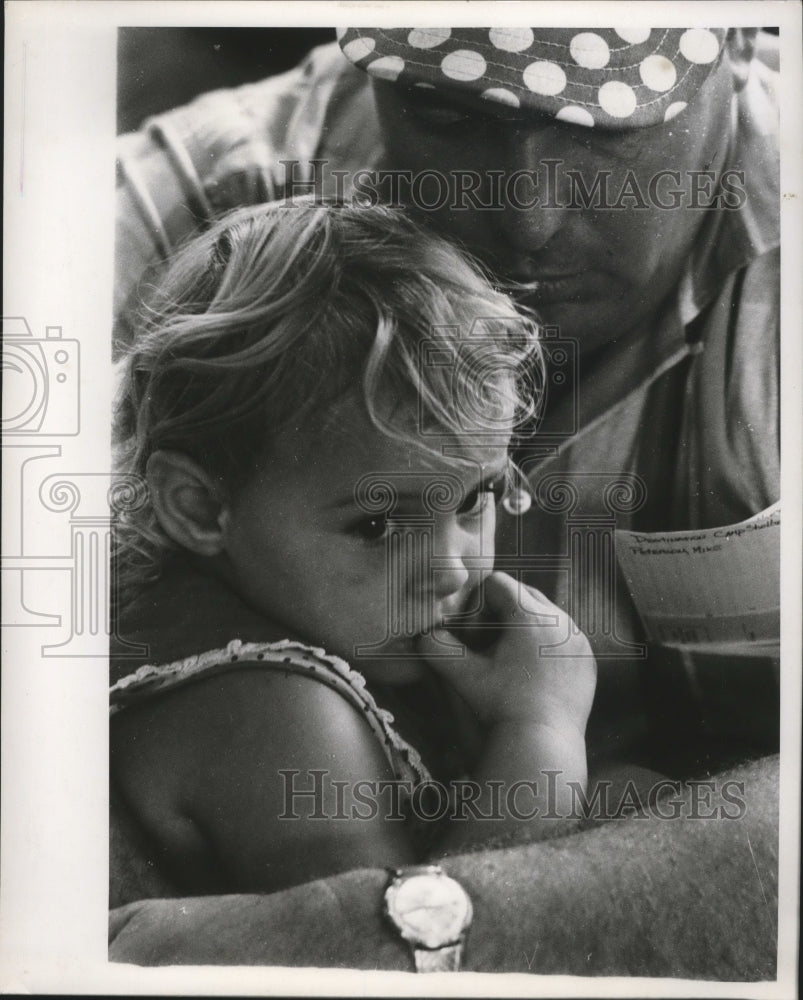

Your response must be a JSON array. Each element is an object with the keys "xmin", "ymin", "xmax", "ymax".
[{"xmin": 110, "ymin": 201, "xmax": 595, "ymax": 906}]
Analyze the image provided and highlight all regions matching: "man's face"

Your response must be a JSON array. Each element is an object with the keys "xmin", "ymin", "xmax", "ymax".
[{"xmin": 372, "ymin": 54, "xmax": 734, "ymax": 353}]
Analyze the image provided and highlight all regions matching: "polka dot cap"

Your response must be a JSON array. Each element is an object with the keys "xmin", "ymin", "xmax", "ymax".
[{"xmin": 336, "ymin": 27, "xmax": 727, "ymax": 129}]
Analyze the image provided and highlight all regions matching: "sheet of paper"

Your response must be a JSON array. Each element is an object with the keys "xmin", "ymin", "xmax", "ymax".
[{"xmin": 615, "ymin": 502, "xmax": 780, "ymax": 646}]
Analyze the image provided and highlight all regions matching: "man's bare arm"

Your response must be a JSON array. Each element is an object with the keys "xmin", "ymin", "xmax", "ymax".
[{"xmin": 109, "ymin": 755, "xmax": 778, "ymax": 979}]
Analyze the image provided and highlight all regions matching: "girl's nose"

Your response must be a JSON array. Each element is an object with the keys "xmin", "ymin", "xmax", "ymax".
[
  {"xmin": 432, "ymin": 559, "xmax": 471, "ymax": 602},
  {"xmin": 431, "ymin": 521, "xmax": 480, "ymax": 601}
]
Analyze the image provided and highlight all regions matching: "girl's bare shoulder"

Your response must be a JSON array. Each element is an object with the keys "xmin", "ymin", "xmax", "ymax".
[{"xmin": 111, "ymin": 665, "xmax": 414, "ymax": 892}]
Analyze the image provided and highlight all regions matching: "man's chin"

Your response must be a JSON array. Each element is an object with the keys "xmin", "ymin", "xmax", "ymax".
[
  {"xmin": 520, "ymin": 297, "xmax": 608, "ymax": 354},
  {"xmin": 523, "ymin": 290, "xmax": 658, "ymax": 358}
]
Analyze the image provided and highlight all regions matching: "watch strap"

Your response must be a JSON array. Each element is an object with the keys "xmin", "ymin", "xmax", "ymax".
[{"xmin": 413, "ymin": 942, "xmax": 463, "ymax": 973}]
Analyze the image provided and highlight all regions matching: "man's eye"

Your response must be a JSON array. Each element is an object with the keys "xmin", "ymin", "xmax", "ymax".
[
  {"xmin": 570, "ymin": 124, "xmax": 647, "ymax": 161},
  {"xmin": 406, "ymin": 103, "xmax": 472, "ymax": 127},
  {"xmin": 353, "ymin": 515, "xmax": 389, "ymax": 541},
  {"xmin": 399, "ymin": 90, "xmax": 474, "ymax": 127}
]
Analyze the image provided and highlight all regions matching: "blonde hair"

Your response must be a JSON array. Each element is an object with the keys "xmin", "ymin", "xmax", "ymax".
[{"xmin": 114, "ymin": 200, "xmax": 540, "ymax": 595}]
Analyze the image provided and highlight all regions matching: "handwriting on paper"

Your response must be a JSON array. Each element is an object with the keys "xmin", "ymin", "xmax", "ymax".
[{"xmin": 615, "ymin": 503, "xmax": 780, "ymax": 646}]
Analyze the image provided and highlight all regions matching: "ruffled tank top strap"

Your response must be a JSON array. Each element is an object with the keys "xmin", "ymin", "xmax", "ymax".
[{"xmin": 110, "ymin": 638, "xmax": 431, "ymax": 787}]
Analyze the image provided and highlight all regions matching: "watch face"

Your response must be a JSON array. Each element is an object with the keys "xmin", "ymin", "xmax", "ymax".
[{"xmin": 387, "ymin": 873, "xmax": 472, "ymax": 950}]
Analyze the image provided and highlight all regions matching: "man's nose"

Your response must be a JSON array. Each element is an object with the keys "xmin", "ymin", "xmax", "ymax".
[{"xmin": 493, "ymin": 127, "xmax": 571, "ymax": 255}]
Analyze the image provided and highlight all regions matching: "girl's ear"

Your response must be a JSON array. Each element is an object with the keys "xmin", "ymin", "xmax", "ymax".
[{"xmin": 146, "ymin": 451, "xmax": 228, "ymax": 557}]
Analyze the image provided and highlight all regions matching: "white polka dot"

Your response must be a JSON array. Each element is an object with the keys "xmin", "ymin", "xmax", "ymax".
[
  {"xmin": 679, "ymin": 28, "xmax": 720, "ymax": 64},
  {"xmin": 440, "ymin": 49, "xmax": 487, "ymax": 82},
  {"xmin": 522, "ymin": 61, "xmax": 567, "ymax": 96},
  {"xmin": 664, "ymin": 101, "xmax": 687, "ymax": 121},
  {"xmin": 488, "ymin": 27, "xmax": 534, "ymax": 53},
  {"xmin": 555, "ymin": 105, "xmax": 596, "ymax": 127},
  {"xmin": 639, "ymin": 54, "xmax": 677, "ymax": 91},
  {"xmin": 481, "ymin": 87, "xmax": 521, "ymax": 108},
  {"xmin": 414, "ymin": 82, "xmax": 436, "ymax": 89},
  {"xmin": 341, "ymin": 37, "xmax": 376, "ymax": 62},
  {"xmin": 569, "ymin": 32, "xmax": 610, "ymax": 70},
  {"xmin": 367, "ymin": 56, "xmax": 406, "ymax": 82},
  {"xmin": 615, "ymin": 27, "xmax": 651, "ymax": 45},
  {"xmin": 598, "ymin": 80, "xmax": 637, "ymax": 118},
  {"xmin": 408, "ymin": 28, "xmax": 451, "ymax": 49}
]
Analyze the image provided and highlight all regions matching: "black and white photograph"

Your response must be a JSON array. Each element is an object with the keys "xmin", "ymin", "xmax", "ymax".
[{"xmin": 2, "ymin": 2, "xmax": 801, "ymax": 995}]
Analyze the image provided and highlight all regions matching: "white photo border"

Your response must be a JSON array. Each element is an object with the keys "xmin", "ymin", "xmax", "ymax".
[{"xmin": 2, "ymin": 1, "xmax": 801, "ymax": 996}]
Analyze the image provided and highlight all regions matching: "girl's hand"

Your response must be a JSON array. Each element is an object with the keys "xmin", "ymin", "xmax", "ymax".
[{"xmin": 418, "ymin": 572, "xmax": 596, "ymax": 733}]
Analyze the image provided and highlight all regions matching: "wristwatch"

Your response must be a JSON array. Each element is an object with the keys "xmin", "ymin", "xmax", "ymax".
[{"xmin": 384, "ymin": 865, "xmax": 473, "ymax": 972}]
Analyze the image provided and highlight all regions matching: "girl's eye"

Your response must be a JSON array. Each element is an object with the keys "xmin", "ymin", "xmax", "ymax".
[
  {"xmin": 457, "ymin": 490, "xmax": 487, "ymax": 516},
  {"xmin": 457, "ymin": 476, "xmax": 507, "ymax": 516},
  {"xmin": 353, "ymin": 515, "xmax": 389, "ymax": 542}
]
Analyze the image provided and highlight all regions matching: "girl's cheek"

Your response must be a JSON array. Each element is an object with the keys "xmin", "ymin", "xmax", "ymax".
[{"xmin": 337, "ymin": 557, "xmax": 379, "ymax": 589}]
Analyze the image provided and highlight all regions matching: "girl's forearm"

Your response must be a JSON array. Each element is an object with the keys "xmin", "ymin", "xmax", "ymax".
[{"xmin": 436, "ymin": 720, "xmax": 587, "ymax": 855}]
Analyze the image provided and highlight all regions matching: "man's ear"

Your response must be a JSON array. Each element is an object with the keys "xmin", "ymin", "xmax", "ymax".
[{"xmin": 146, "ymin": 451, "xmax": 228, "ymax": 557}]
